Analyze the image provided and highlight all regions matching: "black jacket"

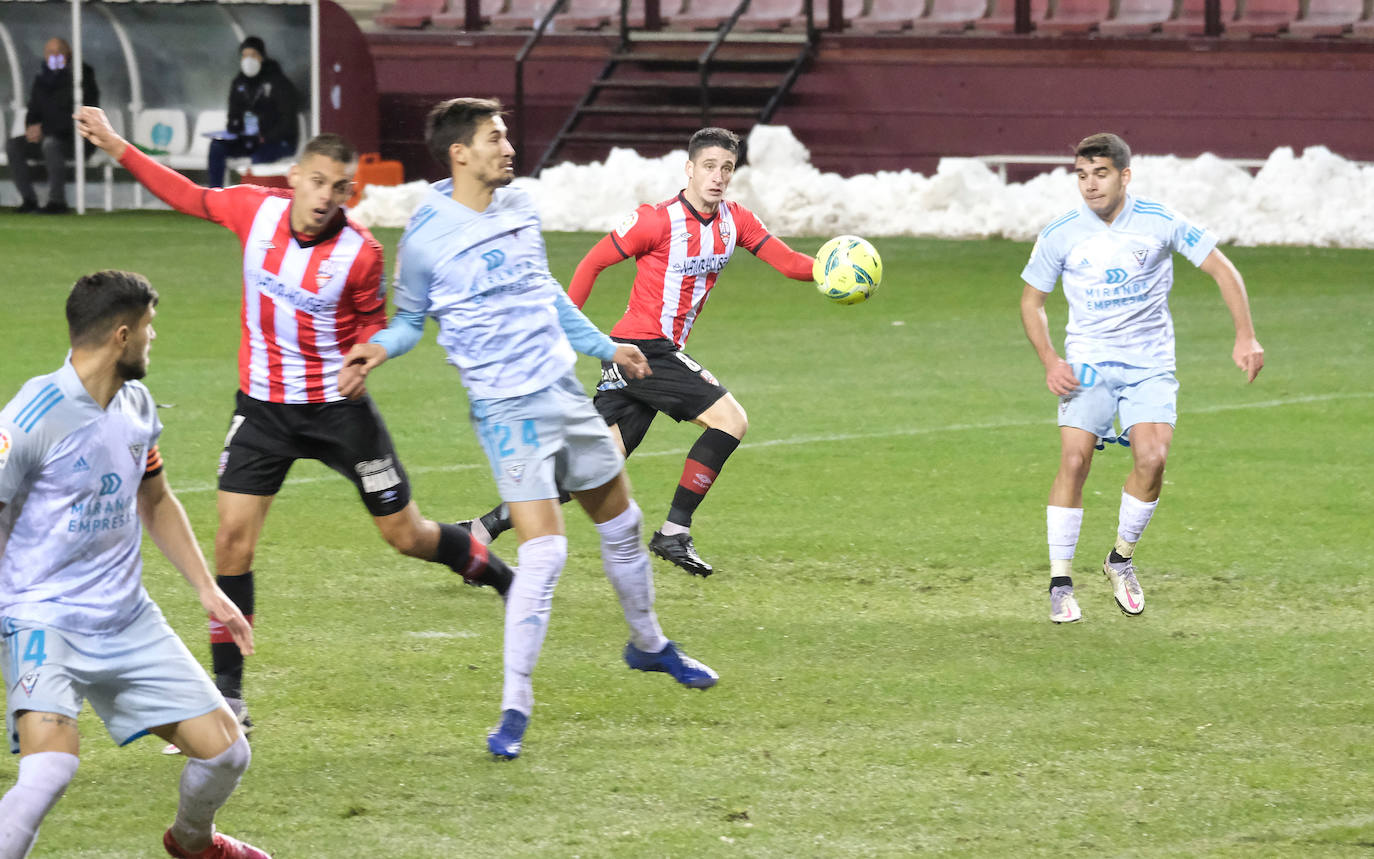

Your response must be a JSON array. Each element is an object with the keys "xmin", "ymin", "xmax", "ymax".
[
  {"xmin": 25, "ymin": 62, "xmax": 99, "ymax": 141},
  {"xmin": 226, "ymin": 58, "xmax": 300, "ymax": 148}
]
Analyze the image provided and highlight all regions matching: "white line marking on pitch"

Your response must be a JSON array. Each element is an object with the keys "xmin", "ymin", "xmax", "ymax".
[{"xmin": 171, "ymin": 391, "xmax": 1371, "ymax": 494}]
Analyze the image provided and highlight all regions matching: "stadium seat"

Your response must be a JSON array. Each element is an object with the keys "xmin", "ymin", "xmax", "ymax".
[
  {"xmin": 673, "ymin": 0, "xmax": 747, "ymax": 30},
  {"xmin": 376, "ymin": 0, "xmax": 447, "ymax": 28},
  {"xmin": 1223, "ymin": 0, "xmax": 1297, "ymax": 34},
  {"xmin": 554, "ymin": 0, "xmax": 652, "ymax": 30},
  {"xmin": 1035, "ymin": 0, "xmax": 1108, "ymax": 32},
  {"xmin": 430, "ymin": 0, "xmax": 505, "ymax": 29},
  {"xmin": 737, "ymin": 0, "xmax": 808, "ymax": 30},
  {"xmin": 849, "ymin": 0, "xmax": 919, "ymax": 33},
  {"xmin": 1286, "ymin": 0, "xmax": 1362, "ymax": 35},
  {"xmin": 972, "ymin": 0, "xmax": 1048, "ymax": 31},
  {"xmin": 168, "ymin": 109, "xmax": 228, "ymax": 171},
  {"xmin": 907, "ymin": 0, "xmax": 991, "ymax": 33},
  {"xmin": 788, "ymin": 0, "xmax": 861, "ymax": 29},
  {"xmin": 488, "ymin": 0, "xmax": 561, "ymax": 29},
  {"xmin": 132, "ymin": 108, "xmax": 190, "ymax": 159},
  {"xmin": 1160, "ymin": 0, "xmax": 1236, "ymax": 34},
  {"xmin": 1097, "ymin": 0, "xmax": 1173, "ymax": 34}
]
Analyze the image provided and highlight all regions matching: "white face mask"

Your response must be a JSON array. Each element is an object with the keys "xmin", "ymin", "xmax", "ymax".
[
  {"xmin": 240, "ymin": 56, "xmax": 262, "ymax": 78},
  {"xmin": 46, "ymin": 54, "xmax": 67, "ymax": 71}
]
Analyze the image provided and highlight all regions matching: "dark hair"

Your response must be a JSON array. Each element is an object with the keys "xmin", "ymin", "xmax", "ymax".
[
  {"xmin": 240, "ymin": 36, "xmax": 266, "ymax": 56},
  {"xmin": 426, "ymin": 97, "xmax": 504, "ymax": 167},
  {"xmin": 66, "ymin": 270, "xmax": 159, "ymax": 348},
  {"xmin": 688, "ymin": 127, "xmax": 741, "ymax": 161},
  {"xmin": 1075, "ymin": 133, "xmax": 1131, "ymax": 170},
  {"xmin": 302, "ymin": 132, "xmax": 357, "ymax": 165}
]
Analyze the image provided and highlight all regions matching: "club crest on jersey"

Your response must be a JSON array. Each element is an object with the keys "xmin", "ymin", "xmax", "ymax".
[
  {"xmin": 315, "ymin": 260, "xmax": 337, "ymax": 288},
  {"xmin": 128, "ymin": 443, "xmax": 146, "ymax": 466},
  {"xmin": 20, "ymin": 672, "xmax": 39, "ymax": 696},
  {"xmin": 718, "ymin": 220, "xmax": 732, "ymax": 243},
  {"xmin": 615, "ymin": 210, "xmax": 639, "ymax": 237},
  {"xmin": 0, "ymin": 428, "xmax": 10, "ymax": 470},
  {"xmin": 1133, "ymin": 249, "xmax": 1149, "ymax": 267}
]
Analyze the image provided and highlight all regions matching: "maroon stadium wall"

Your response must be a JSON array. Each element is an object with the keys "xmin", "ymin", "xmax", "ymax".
[{"xmin": 367, "ymin": 33, "xmax": 1374, "ymax": 181}]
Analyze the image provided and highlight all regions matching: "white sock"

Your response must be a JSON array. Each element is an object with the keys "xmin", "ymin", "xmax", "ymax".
[
  {"xmin": 501, "ymin": 535, "xmax": 568, "ymax": 715},
  {"xmin": 1116, "ymin": 491, "xmax": 1159, "ymax": 556},
  {"xmin": 0, "ymin": 751, "xmax": 79, "ymax": 859},
  {"xmin": 1047, "ymin": 505, "xmax": 1083, "ymax": 570},
  {"xmin": 595, "ymin": 501, "xmax": 668, "ymax": 654},
  {"xmin": 168, "ymin": 735, "xmax": 250, "ymax": 853},
  {"xmin": 659, "ymin": 520, "xmax": 689, "ymax": 537}
]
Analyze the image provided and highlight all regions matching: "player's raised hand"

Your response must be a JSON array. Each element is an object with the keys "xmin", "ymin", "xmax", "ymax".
[
  {"xmin": 339, "ymin": 342, "xmax": 387, "ymax": 399},
  {"xmin": 612, "ymin": 343, "xmax": 652, "ymax": 380},
  {"xmin": 200, "ymin": 586, "xmax": 255, "ymax": 656},
  {"xmin": 1234, "ymin": 337, "xmax": 1264, "ymax": 383},
  {"xmin": 74, "ymin": 106, "xmax": 128, "ymax": 159},
  {"xmin": 1045, "ymin": 358, "xmax": 1080, "ymax": 397}
]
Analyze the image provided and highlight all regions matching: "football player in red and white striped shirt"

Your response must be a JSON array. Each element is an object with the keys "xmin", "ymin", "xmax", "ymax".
[
  {"xmin": 468, "ymin": 128, "xmax": 816, "ymax": 577},
  {"xmin": 76, "ymin": 107, "xmax": 512, "ymax": 730}
]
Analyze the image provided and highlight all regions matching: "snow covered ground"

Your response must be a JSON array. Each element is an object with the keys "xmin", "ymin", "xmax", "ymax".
[{"xmin": 352, "ymin": 125, "xmax": 1374, "ymax": 248}]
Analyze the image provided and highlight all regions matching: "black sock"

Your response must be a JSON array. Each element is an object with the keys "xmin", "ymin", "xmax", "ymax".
[
  {"xmin": 1049, "ymin": 575, "xmax": 1073, "ymax": 592},
  {"xmin": 667, "ymin": 428, "xmax": 741, "ymax": 528},
  {"xmin": 212, "ymin": 571, "xmax": 254, "ymax": 699},
  {"xmin": 437, "ymin": 522, "xmax": 511, "ymax": 595},
  {"xmin": 1108, "ymin": 550, "xmax": 1131, "ymax": 565}
]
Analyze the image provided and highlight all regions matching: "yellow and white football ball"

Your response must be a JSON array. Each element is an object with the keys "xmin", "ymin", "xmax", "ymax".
[{"xmin": 813, "ymin": 235, "xmax": 883, "ymax": 305}]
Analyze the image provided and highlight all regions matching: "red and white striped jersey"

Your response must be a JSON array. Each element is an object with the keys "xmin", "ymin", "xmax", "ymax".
[
  {"xmin": 603, "ymin": 193, "xmax": 772, "ymax": 346},
  {"xmin": 119, "ymin": 147, "xmax": 387, "ymax": 404}
]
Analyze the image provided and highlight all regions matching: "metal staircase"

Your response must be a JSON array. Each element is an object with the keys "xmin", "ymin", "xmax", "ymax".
[{"xmin": 515, "ymin": 1, "xmax": 817, "ymax": 175}]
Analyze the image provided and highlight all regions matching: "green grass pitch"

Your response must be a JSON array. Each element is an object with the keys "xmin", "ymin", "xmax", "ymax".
[{"xmin": 1, "ymin": 210, "xmax": 1372, "ymax": 857}]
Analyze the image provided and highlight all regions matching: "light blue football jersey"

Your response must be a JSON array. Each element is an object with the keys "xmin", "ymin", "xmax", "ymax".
[
  {"xmin": 1021, "ymin": 194, "xmax": 1218, "ymax": 371},
  {"xmin": 393, "ymin": 181, "xmax": 580, "ymax": 401},
  {"xmin": 0, "ymin": 360, "xmax": 161, "ymax": 634}
]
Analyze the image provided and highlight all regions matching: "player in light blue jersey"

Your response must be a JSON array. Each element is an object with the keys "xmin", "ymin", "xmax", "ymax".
[
  {"xmin": 0, "ymin": 272, "xmax": 269, "ymax": 859},
  {"xmin": 1020, "ymin": 133, "xmax": 1264, "ymax": 625},
  {"xmin": 340, "ymin": 97, "xmax": 718, "ymax": 760}
]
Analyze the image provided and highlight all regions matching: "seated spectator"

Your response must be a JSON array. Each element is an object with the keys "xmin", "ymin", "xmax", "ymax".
[
  {"xmin": 208, "ymin": 36, "xmax": 300, "ymax": 188},
  {"xmin": 5, "ymin": 37, "xmax": 98, "ymax": 214}
]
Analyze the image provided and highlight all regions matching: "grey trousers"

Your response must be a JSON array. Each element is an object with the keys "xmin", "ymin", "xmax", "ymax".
[{"xmin": 6, "ymin": 135, "xmax": 71, "ymax": 205}]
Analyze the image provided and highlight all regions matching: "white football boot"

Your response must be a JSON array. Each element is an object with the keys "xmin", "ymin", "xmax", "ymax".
[
  {"xmin": 1049, "ymin": 584, "xmax": 1082, "ymax": 624},
  {"xmin": 1103, "ymin": 556, "xmax": 1145, "ymax": 615}
]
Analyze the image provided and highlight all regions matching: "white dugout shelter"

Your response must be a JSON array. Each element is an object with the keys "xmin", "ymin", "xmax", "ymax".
[{"xmin": 0, "ymin": 0, "xmax": 318, "ymax": 213}]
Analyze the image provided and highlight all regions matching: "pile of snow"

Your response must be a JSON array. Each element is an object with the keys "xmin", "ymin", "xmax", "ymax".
[{"xmin": 351, "ymin": 125, "xmax": 1374, "ymax": 248}]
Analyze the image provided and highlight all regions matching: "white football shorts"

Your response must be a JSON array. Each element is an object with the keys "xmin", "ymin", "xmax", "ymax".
[{"xmin": 2, "ymin": 603, "xmax": 224, "ymax": 753}]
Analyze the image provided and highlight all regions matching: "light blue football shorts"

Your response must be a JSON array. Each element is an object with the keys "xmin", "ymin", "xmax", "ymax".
[
  {"xmin": 1057, "ymin": 361, "xmax": 1179, "ymax": 445},
  {"xmin": 2, "ymin": 603, "xmax": 224, "ymax": 753},
  {"xmin": 470, "ymin": 370, "xmax": 625, "ymax": 503}
]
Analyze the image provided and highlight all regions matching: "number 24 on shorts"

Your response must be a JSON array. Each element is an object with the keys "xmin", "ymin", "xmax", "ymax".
[{"xmin": 484, "ymin": 419, "xmax": 540, "ymax": 457}]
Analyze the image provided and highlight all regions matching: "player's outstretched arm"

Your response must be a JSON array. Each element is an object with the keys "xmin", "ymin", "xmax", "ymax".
[
  {"xmin": 755, "ymin": 236, "xmax": 816, "ymax": 282},
  {"xmin": 568, "ymin": 234, "xmax": 628, "ymax": 308},
  {"xmin": 137, "ymin": 471, "xmax": 254, "ymax": 656},
  {"xmin": 1199, "ymin": 249, "xmax": 1264, "ymax": 383},
  {"xmin": 1020, "ymin": 283, "xmax": 1079, "ymax": 396},
  {"xmin": 339, "ymin": 342, "xmax": 389, "ymax": 399},
  {"xmin": 76, "ymin": 105, "xmax": 218, "ymax": 221}
]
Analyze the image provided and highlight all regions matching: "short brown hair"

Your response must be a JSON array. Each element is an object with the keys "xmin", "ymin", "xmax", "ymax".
[
  {"xmin": 1075, "ymin": 133, "xmax": 1131, "ymax": 170},
  {"xmin": 426, "ymin": 97, "xmax": 504, "ymax": 167},
  {"xmin": 66, "ymin": 270, "xmax": 159, "ymax": 348},
  {"xmin": 302, "ymin": 133, "xmax": 357, "ymax": 165},
  {"xmin": 688, "ymin": 127, "xmax": 741, "ymax": 161}
]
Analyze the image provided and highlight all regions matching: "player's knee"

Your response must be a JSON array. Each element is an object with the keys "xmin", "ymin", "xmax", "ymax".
[
  {"xmin": 1134, "ymin": 445, "xmax": 1169, "ymax": 479},
  {"xmin": 596, "ymin": 499, "xmax": 643, "ymax": 547},
  {"xmin": 1060, "ymin": 449, "xmax": 1092, "ymax": 477},
  {"xmin": 214, "ymin": 526, "xmax": 257, "ymax": 569}
]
